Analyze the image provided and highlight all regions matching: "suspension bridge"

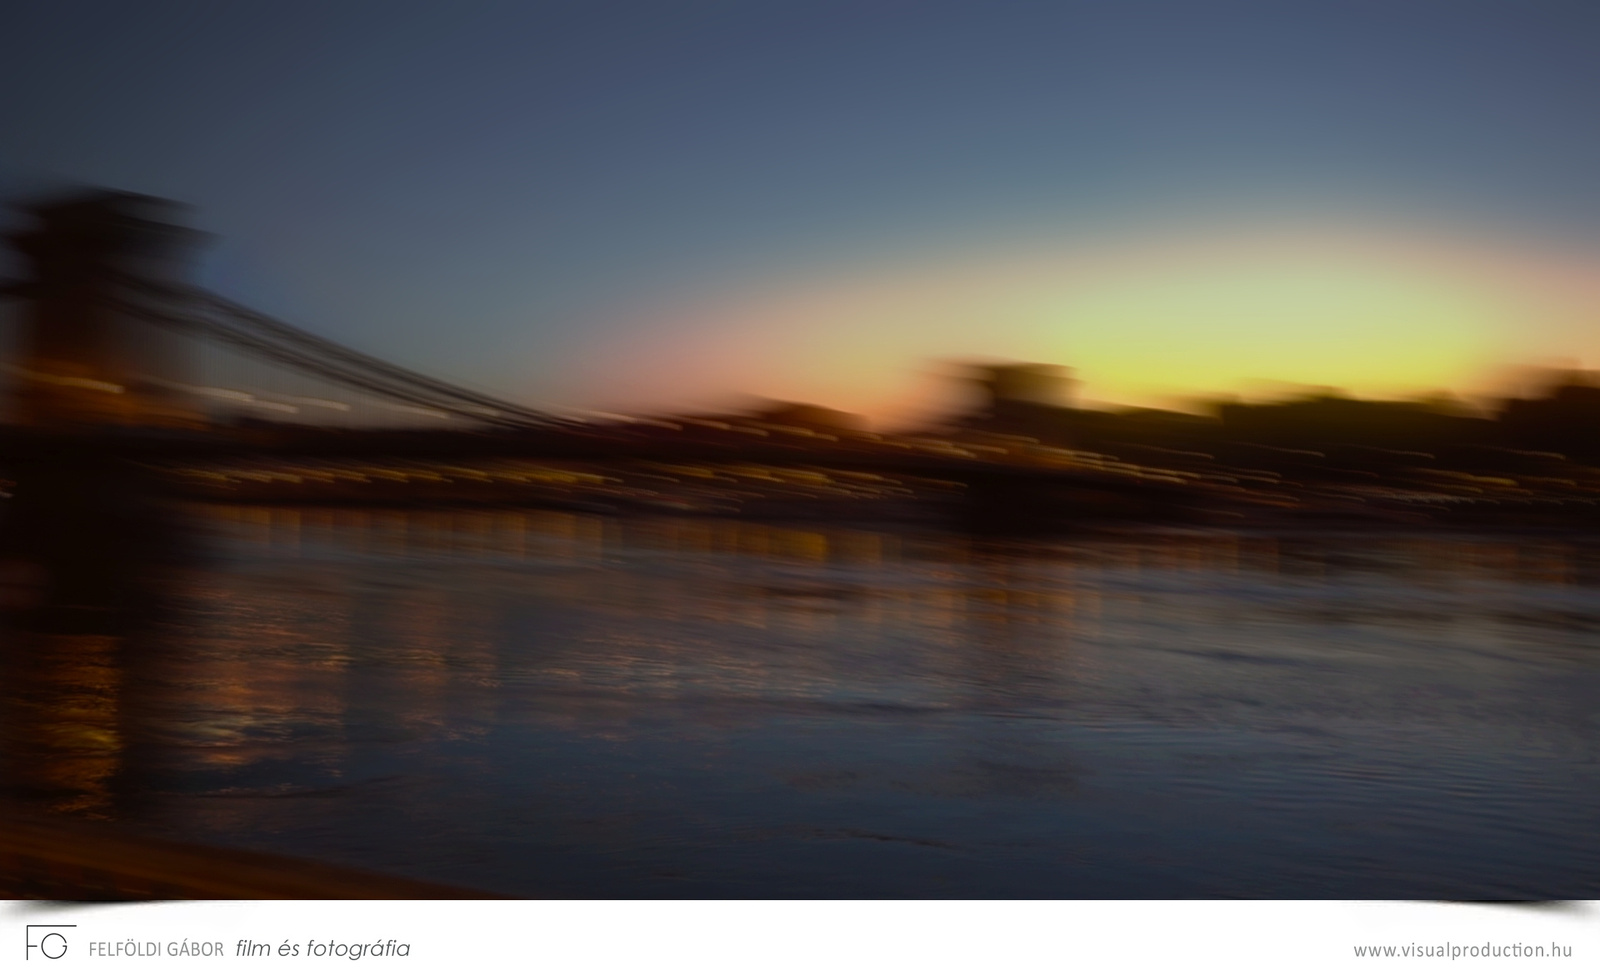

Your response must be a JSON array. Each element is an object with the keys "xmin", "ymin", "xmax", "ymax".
[
  {"xmin": 2, "ymin": 190, "xmax": 558, "ymax": 435},
  {"xmin": 0, "ymin": 188, "xmax": 1201, "ymax": 525}
]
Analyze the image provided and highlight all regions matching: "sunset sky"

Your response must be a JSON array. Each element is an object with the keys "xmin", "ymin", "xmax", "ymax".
[{"xmin": 3, "ymin": 1, "xmax": 1599, "ymax": 423}]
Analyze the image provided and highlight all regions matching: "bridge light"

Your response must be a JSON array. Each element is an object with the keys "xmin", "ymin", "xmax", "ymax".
[
  {"xmin": 283, "ymin": 396, "xmax": 353, "ymax": 411},
  {"xmin": 375, "ymin": 402, "xmax": 453, "ymax": 419},
  {"xmin": 191, "ymin": 386, "xmax": 256, "ymax": 401},
  {"xmin": 4, "ymin": 365, "xmax": 125, "ymax": 394}
]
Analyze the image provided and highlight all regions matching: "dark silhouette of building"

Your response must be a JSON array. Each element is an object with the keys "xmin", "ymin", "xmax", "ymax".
[
  {"xmin": 1218, "ymin": 393, "xmax": 1488, "ymax": 452},
  {"xmin": 960, "ymin": 363, "xmax": 1079, "ymax": 444},
  {"xmin": 1499, "ymin": 372, "xmax": 1600, "ymax": 460},
  {"xmin": 978, "ymin": 363, "xmax": 1075, "ymax": 410}
]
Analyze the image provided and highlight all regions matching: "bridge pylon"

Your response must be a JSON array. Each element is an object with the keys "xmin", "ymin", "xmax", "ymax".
[{"xmin": 8, "ymin": 190, "xmax": 205, "ymax": 430}]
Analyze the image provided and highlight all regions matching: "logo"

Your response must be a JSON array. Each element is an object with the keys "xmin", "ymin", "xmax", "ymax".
[{"xmin": 26, "ymin": 925, "xmax": 74, "ymax": 961}]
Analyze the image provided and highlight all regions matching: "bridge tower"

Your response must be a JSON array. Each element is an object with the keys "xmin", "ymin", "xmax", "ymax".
[{"xmin": 8, "ymin": 190, "xmax": 204, "ymax": 429}]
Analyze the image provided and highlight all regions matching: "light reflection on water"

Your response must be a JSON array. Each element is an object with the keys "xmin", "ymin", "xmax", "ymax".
[{"xmin": 8, "ymin": 506, "xmax": 1600, "ymax": 897}]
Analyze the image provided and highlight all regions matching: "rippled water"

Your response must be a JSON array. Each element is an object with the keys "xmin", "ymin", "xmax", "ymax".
[{"xmin": 7, "ymin": 508, "xmax": 1599, "ymax": 897}]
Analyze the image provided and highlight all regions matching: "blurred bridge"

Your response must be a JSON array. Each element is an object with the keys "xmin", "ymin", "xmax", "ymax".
[
  {"xmin": 2, "ymin": 190, "xmax": 556, "ymax": 438},
  {"xmin": 0, "ymin": 189, "xmax": 1198, "ymax": 525}
]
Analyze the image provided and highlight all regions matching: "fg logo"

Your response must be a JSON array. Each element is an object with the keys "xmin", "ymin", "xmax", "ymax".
[{"xmin": 26, "ymin": 925, "xmax": 74, "ymax": 960}]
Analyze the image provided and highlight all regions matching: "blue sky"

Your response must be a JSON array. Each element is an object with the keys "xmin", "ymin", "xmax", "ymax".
[{"xmin": 4, "ymin": 1, "xmax": 1599, "ymax": 417}]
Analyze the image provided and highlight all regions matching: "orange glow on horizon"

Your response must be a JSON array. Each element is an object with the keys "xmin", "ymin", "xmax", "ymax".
[{"xmin": 557, "ymin": 219, "xmax": 1600, "ymax": 425}]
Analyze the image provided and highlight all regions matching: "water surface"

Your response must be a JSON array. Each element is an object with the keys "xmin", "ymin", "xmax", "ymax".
[{"xmin": 8, "ymin": 508, "xmax": 1598, "ymax": 897}]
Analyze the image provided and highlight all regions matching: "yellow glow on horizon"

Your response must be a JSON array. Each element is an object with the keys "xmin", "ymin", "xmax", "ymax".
[
  {"xmin": 1034, "ymin": 253, "xmax": 1499, "ymax": 403},
  {"xmin": 573, "ymin": 223, "xmax": 1600, "ymax": 422}
]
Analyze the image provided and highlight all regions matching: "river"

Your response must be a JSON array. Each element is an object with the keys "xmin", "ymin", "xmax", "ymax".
[{"xmin": 5, "ymin": 507, "xmax": 1597, "ymax": 897}]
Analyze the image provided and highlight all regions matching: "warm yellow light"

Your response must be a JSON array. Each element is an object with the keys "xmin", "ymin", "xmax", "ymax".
[
  {"xmin": 575, "ymin": 222, "xmax": 1598, "ymax": 420},
  {"xmin": 1033, "ymin": 253, "xmax": 1500, "ymax": 402}
]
